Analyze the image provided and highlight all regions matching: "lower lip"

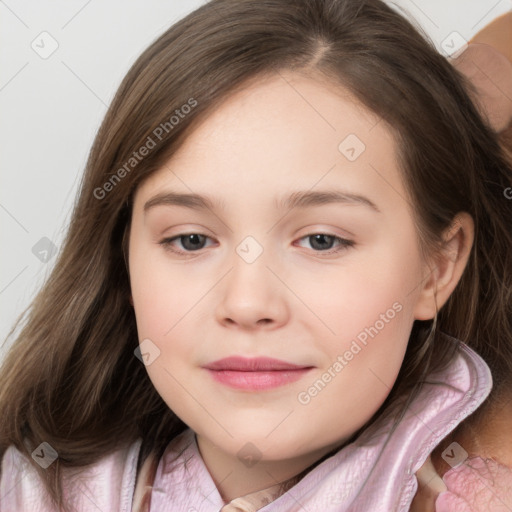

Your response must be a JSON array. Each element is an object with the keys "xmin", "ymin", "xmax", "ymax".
[{"xmin": 205, "ymin": 368, "xmax": 313, "ymax": 390}]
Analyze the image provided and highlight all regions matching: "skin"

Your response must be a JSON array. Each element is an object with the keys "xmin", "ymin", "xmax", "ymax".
[
  {"xmin": 128, "ymin": 70, "xmax": 473, "ymax": 503},
  {"xmin": 452, "ymin": 41, "xmax": 512, "ymax": 133}
]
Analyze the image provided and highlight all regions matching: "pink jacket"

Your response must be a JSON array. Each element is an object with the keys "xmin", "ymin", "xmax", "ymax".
[{"xmin": 0, "ymin": 340, "xmax": 493, "ymax": 511}]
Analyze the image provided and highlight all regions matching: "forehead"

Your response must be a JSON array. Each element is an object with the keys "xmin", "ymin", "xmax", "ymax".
[{"xmin": 134, "ymin": 71, "xmax": 409, "ymax": 218}]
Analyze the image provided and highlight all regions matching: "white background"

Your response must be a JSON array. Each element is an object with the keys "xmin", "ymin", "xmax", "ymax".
[{"xmin": 1, "ymin": 0, "xmax": 511, "ymax": 360}]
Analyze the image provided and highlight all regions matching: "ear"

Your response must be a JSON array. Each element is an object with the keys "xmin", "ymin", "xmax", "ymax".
[{"xmin": 413, "ymin": 212, "xmax": 474, "ymax": 321}]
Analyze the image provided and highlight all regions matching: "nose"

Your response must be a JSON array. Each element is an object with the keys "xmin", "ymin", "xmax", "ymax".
[{"xmin": 215, "ymin": 247, "xmax": 290, "ymax": 330}]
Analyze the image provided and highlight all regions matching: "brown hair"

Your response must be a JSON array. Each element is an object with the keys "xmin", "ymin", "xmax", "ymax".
[{"xmin": 1, "ymin": 0, "xmax": 511, "ymax": 509}]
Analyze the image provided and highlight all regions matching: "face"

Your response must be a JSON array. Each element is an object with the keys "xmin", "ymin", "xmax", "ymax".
[{"xmin": 128, "ymin": 71, "xmax": 430, "ymax": 474}]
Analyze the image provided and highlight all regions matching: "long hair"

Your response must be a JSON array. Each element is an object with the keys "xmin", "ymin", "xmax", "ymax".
[{"xmin": 1, "ymin": 0, "xmax": 511, "ymax": 509}]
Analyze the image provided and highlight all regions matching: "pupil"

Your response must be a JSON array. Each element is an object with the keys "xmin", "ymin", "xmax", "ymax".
[
  {"xmin": 311, "ymin": 234, "xmax": 333, "ymax": 250},
  {"xmin": 183, "ymin": 234, "xmax": 204, "ymax": 250}
]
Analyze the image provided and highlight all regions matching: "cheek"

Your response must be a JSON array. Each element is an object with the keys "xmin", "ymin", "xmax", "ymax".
[
  {"xmin": 129, "ymin": 247, "xmax": 204, "ymax": 419},
  {"xmin": 299, "ymin": 234, "xmax": 420, "ymax": 414},
  {"xmin": 298, "ymin": 235, "xmax": 421, "ymax": 351},
  {"xmin": 129, "ymin": 242, "xmax": 204, "ymax": 338},
  {"xmin": 297, "ymin": 282, "xmax": 413, "ymax": 444}
]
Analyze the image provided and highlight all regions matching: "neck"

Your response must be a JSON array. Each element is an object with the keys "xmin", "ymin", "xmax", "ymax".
[{"xmin": 195, "ymin": 433, "xmax": 345, "ymax": 503}]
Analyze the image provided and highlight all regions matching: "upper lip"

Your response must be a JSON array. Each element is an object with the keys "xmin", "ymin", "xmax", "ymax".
[{"xmin": 203, "ymin": 356, "xmax": 312, "ymax": 371}]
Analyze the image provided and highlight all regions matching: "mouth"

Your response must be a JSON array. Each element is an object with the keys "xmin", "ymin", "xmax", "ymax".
[{"xmin": 202, "ymin": 356, "xmax": 314, "ymax": 391}]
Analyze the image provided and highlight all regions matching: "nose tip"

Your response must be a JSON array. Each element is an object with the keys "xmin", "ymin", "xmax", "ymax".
[{"xmin": 216, "ymin": 260, "xmax": 288, "ymax": 330}]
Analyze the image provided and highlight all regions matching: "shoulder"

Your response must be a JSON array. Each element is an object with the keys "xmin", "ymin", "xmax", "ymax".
[
  {"xmin": 0, "ymin": 438, "xmax": 143, "ymax": 512},
  {"xmin": 0, "ymin": 444, "xmax": 52, "ymax": 511}
]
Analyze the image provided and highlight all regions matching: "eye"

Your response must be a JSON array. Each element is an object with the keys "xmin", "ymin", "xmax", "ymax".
[
  {"xmin": 159, "ymin": 233, "xmax": 215, "ymax": 255},
  {"xmin": 158, "ymin": 232, "xmax": 355, "ymax": 256},
  {"xmin": 294, "ymin": 233, "xmax": 354, "ymax": 255}
]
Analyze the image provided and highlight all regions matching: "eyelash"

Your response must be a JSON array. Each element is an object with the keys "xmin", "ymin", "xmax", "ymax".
[{"xmin": 158, "ymin": 232, "xmax": 355, "ymax": 257}]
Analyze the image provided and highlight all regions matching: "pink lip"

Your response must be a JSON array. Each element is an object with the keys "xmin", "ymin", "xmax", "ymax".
[{"xmin": 202, "ymin": 356, "xmax": 314, "ymax": 390}]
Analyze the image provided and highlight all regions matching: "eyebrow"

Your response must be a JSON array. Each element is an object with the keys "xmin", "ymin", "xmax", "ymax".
[{"xmin": 143, "ymin": 189, "xmax": 380, "ymax": 214}]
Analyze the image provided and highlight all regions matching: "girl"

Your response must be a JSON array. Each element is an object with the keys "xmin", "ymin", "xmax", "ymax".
[{"xmin": 1, "ymin": 1, "xmax": 511, "ymax": 511}]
